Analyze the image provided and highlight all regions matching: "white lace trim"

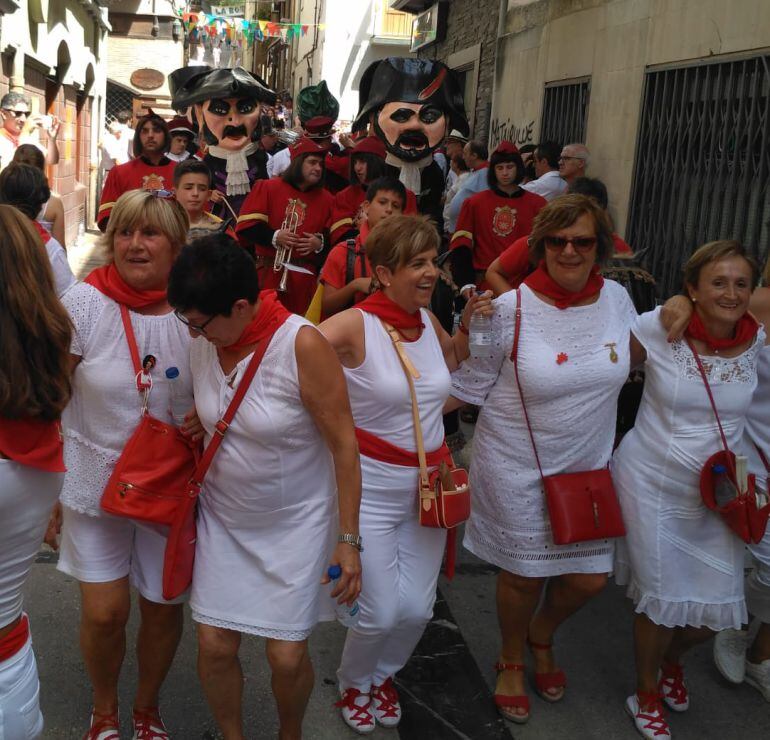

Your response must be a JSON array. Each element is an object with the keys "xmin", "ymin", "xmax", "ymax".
[
  {"xmin": 60, "ymin": 429, "xmax": 118, "ymax": 516},
  {"xmin": 191, "ymin": 610, "xmax": 312, "ymax": 641},
  {"xmin": 671, "ymin": 334, "xmax": 763, "ymax": 384}
]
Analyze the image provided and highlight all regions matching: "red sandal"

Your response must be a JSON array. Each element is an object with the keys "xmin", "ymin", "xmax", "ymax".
[
  {"xmin": 493, "ymin": 662, "xmax": 530, "ymax": 724},
  {"xmin": 527, "ymin": 639, "xmax": 567, "ymax": 702}
]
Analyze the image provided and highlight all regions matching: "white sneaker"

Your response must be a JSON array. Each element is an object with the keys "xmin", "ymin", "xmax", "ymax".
[
  {"xmin": 336, "ymin": 688, "xmax": 375, "ymax": 735},
  {"xmin": 745, "ymin": 658, "xmax": 770, "ymax": 702},
  {"xmin": 370, "ymin": 677, "xmax": 402, "ymax": 728},
  {"xmin": 625, "ymin": 694, "xmax": 671, "ymax": 739},
  {"xmin": 714, "ymin": 628, "xmax": 749, "ymax": 684},
  {"xmin": 659, "ymin": 663, "xmax": 689, "ymax": 712},
  {"xmin": 83, "ymin": 711, "xmax": 120, "ymax": 740}
]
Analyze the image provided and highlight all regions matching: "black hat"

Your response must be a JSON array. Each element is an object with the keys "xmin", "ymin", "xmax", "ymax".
[
  {"xmin": 168, "ymin": 66, "xmax": 212, "ymax": 100},
  {"xmin": 171, "ymin": 67, "xmax": 277, "ymax": 109},
  {"xmin": 353, "ymin": 57, "xmax": 468, "ymax": 136}
]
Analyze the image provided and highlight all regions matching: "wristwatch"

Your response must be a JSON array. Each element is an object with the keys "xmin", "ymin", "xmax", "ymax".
[{"xmin": 338, "ymin": 533, "xmax": 363, "ymax": 552}]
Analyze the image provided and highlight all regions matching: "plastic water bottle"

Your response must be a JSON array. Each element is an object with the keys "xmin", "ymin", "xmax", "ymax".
[
  {"xmin": 74, "ymin": 222, "xmax": 86, "ymax": 248},
  {"xmin": 328, "ymin": 565, "xmax": 360, "ymax": 627},
  {"xmin": 469, "ymin": 311, "xmax": 493, "ymax": 357},
  {"xmin": 165, "ymin": 367, "xmax": 191, "ymax": 427},
  {"xmin": 712, "ymin": 464, "xmax": 737, "ymax": 508}
]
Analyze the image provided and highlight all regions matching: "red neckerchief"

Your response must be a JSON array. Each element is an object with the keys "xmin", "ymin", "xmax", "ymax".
[
  {"xmin": 85, "ymin": 264, "xmax": 167, "ymax": 309},
  {"xmin": 357, "ymin": 290, "xmax": 425, "ymax": 332},
  {"xmin": 686, "ymin": 309, "xmax": 759, "ymax": 352},
  {"xmin": 473, "ymin": 161, "xmax": 489, "ymax": 171},
  {"xmin": 523, "ymin": 260, "xmax": 604, "ymax": 309},
  {"xmin": 32, "ymin": 220, "xmax": 51, "ymax": 245},
  {"xmin": 225, "ymin": 290, "xmax": 292, "ymax": 350}
]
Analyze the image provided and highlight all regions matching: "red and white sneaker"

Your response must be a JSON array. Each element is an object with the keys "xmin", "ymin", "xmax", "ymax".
[
  {"xmin": 625, "ymin": 693, "xmax": 672, "ymax": 739},
  {"xmin": 370, "ymin": 677, "xmax": 402, "ymax": 728},
  {"xmin": 335, "ymin": 688, "xmax": 375, "ymax": 735},
  {"xmin": 659, "ymin": 662, "xmax": 689, "ymax": 712},
  {"xmin": 132, "ymin": 707, "xmax": 169, "ymax": 739},
  {"xmin": 83, "ymin": 711, "xmax": 120, "ymax": 740}
]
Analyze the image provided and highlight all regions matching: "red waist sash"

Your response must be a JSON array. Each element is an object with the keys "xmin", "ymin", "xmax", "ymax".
[
  {"xmin": 0, "ymin": 614, "xmax": 29, "ymax": 662},
  {"xmin": 355, "ymin": 427, "xmax": 450, "ymax": 468}
]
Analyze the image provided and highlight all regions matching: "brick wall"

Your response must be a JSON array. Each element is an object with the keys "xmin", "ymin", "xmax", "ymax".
[
  {"xmin": 417, "ymin": 0, "xmax": 499, "ymax": 142},
  {"xmin": 107, "ymin": 36, "xmax": 184, "ymax": 98}
]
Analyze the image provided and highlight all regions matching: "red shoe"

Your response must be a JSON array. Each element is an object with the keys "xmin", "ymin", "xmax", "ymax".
[
  {"xmin": 659, "ymin": 661, "xmax": 689, "ymax": 712},
  {"xmin": 370, "ymin": 677, "xmax": 401, "ymax": 728},
  {"xmin": 335, "ymin": 688, "xmax": 375, "ymax": 735},
  {"xmin": 132, "ymin": 706, "xmax": 169, "ymax": 739},
  {"xmin": 493, "ymin": 662, "xmax": 530, "ymax": 724},
  {"xmin": 527, "ymin": 639, "xmax": 567, "ymax": 702},
  {"xmin": 83, "ymin": 711, "xmax": 120, "ymax": 740}
]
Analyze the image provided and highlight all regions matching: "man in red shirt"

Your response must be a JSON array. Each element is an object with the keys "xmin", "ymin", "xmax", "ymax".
[
  {"xmin": 236, "ymin": 137, "xmax": 333, "ymax": 314},
  {"xmin": 449, "ymin": 141, "xmax": 547, "ymax": 294},
  {"xmin": 97, "ymin": 111, "xmax": 176, "ymax": 230}
]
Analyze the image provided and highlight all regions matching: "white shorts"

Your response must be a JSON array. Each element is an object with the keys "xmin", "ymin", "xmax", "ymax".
[
  {"xmin": 57, "ymin": 506, "xmax": 186, "ymax": 605},
  {"xmin": 0, "ymin": 633, "xmax": 43, "ymax": 739}
]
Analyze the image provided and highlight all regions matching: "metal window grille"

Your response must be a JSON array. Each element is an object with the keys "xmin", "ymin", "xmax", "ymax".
[
  {"xmin": 540, "ymin": 78, "xmax": 590, "ymax": 145},
  {"xmin": 627, "ymin": 54, "xmax": 770, "ymax": 298},
  {"xmin": 105, "ymin": 81, "xmax": 136, "ymax": 125}
]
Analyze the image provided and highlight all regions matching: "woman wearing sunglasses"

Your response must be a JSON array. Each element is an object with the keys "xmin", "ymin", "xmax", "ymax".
[
  {"xmin": 52, "ymin": 190, "xmax": 193, "ymax": 739},
  {"xmin": 449, "ymin": 194, "xmax": 638, "ymax": 726}
]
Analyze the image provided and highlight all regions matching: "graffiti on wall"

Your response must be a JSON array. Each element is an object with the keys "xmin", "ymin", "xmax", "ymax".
[{"xmin": 489, "ymin": 117, "xmax": 535, "ymax": 149}]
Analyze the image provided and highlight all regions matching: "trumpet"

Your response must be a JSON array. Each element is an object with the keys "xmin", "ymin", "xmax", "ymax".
[{"xmin": 274, "ymin": 200, "xmax": 301, "ymax": 292}]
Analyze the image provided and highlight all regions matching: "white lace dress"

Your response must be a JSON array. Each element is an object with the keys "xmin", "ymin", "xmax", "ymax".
[
  {"xmin": 452, "ymin": 282, "xmax": 637, "ymax": 577},
  {"xmin": 612, "ymin": 308, "xmax": 765, "ymax": 630}
]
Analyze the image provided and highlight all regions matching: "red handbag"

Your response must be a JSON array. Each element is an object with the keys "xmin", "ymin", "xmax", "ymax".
[
  {"xmin": 101, "ymin": 305, "xmax": 200, "ymax": 525},
  {"xmin": 511, "ymin": 290, "xmax": 626, "ymax": 545},
  {"xmin": 689, "ymin": 339, "xmax": 770, "ymax": 545},
  {"xmin": 382, "ymin": 322, "xmax": 471, "ymax": 529}
]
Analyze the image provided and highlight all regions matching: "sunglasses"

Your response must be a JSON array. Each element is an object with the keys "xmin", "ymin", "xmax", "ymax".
[
  {"xmin": 174, "ymin": 309, "xmax": 215, "ymax": 335},
  {"xmin": 148, "ymin": 189, "xmax": 175, "ymax": 199},
  {"xmin": 4, "ymin": 110, "xmax": 30, "ymax": 119},
  {"xmin": 544, "ymin": 236, "xmax": 597, "ymax": 252}
]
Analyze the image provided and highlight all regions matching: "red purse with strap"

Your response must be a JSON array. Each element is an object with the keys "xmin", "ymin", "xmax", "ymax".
[
  {"xmin": 100, "ymin": 305, "xmax": 200, "ymax": 525},
  {"xmin": 163, "ymin": 328, "xmax": 280, "ymax": 600},
  {"xmin": 688, "ymin": 338, "xmax": 770, "ymax": 545},
  {"xmin": 511, "ymin": 289, "xmax": 626, "ymax": 545}
]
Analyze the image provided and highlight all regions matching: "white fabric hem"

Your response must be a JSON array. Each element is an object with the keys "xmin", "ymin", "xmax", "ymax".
[{"xmin": 192, "ymin": 610, "xmax": 312, "ymax": 641}]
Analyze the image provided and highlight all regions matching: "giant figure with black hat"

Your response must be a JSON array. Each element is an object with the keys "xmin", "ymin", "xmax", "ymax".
[
  {"xmin": 171, "ymin": 66, "xmax": 276, "ymax": 219},
  {"xmin": 353, "ymin": 57, "xmax": 469, "ymax": 233}
]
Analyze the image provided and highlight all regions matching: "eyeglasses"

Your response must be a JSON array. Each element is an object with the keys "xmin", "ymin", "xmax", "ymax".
[
  {"xmin": 3, "ymin": 109, "xmax": 30, "ymax": 119},
  {"xmin": 544, "ymin": 236, "xmax": 597, "ymax": 252},
  {"xmin": 174, "ymin": 309, "xmax": 215, "ymax": 335},
  {"xmin": 558, "ymin": 156, "xmax": 585, "ymax": 162}
]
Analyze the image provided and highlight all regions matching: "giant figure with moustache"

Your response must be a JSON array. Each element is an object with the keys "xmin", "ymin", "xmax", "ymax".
[{"xmin": 170, "ymin": 67, "xmax": 277, "ymax": 219}]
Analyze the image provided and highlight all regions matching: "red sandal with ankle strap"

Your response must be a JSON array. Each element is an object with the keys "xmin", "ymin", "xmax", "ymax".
[
  {"xmin": 493, "ymin": 662, "xmax": 530, "ymax": 724},
  {"xmin": 527, "ymin": 639, "xmax": 567, "ymax": 702},
  {"xmin": 659, "ymin": 661, "xmax": 689, "ymax": 712}
]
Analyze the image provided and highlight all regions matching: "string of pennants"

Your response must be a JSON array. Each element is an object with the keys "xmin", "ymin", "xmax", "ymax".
[{"xmin": 180, "ymin": 12, "xmax": 325, "ymax": 46}]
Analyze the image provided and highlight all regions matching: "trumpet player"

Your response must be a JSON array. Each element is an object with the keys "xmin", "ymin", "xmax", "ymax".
[{"xmin": 237, "ymin": 137, "xmax": 334, "ymax": 314}]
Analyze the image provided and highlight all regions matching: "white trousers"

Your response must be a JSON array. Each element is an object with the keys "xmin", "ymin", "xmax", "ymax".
[
  {"xmin": 0, "ymin": 635, "xmax": 43, "ymax": 739},
  {"xmin": 337, "ymin": 459, "xmax": 446, "ymax": 693}
]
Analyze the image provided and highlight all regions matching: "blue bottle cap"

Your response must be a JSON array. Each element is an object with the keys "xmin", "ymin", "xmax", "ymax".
[
  {"xmin": 327, "ymin": 565, "xmax": 342, "ymax": 579},
  {"xmin": 713, "ymin": 464, "xmax": 727, "ymax": 474},
  {"xmin": 165, "ymin": 367, "xmax": 180, "ymax": 379}
]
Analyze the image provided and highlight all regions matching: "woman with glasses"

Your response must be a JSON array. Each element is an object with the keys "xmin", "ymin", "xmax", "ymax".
[
  {"xmin": 448, "ymin": 194, "xmax": 638, "ymax": 726},
  {"xmin": 53, "ymin": 189, "xmax": 192, "ymax": 740}
]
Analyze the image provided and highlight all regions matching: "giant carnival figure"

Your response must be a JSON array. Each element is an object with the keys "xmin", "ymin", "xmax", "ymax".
[{"xmin": 170, "ymin": 66, "xmax": 276, "ymax": 221}]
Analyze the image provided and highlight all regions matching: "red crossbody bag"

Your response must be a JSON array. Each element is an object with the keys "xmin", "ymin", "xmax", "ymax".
[{"xmin": 511, "ymin": 289, "xmax": 626, "ymax": 545}]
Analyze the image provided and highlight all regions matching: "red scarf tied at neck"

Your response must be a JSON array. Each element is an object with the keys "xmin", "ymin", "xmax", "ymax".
[
  {"xmin": 85, "ymin": 264, "xmax": 166, "ymax": 309},
  {"xmin": 225, "ymin": 290, "xmax": 292, "ymax": 350},
  {"xmin": 685, "ymin": 309, "xmax": 758, "ymax": 353},
  {"xmin": 357, "ymin": 290, "xmax": 425, "ymax": 332},
  {"xmin": 523, "ymin": 260, "xmax": 604, "ymax": 309}
]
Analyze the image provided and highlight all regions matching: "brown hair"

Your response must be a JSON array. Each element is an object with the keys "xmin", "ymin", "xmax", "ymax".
[
  {"xmin": 0, "ymin": 205, "xmax": 72, "ymax": 419},
  {"xmin": 12, "ymin": 143, "xmax": 46, "ymax": 171},
  {"xmin": 366, "ymin": 214, "xmax": 439, "ymax": 277},
  {"xmin": 528, "ymin": 193, "xmax": 613, "ymax": 266},
  {"xmin": 682, "ymin": 240, "xmax": 760, "ymax": 293},
  {"xmin": 100, "ymin": 189, "xmax": 189, "ymax": 260}
]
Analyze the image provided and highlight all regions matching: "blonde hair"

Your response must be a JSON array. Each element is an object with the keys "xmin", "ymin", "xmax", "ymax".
[
  {"xmin": 365, "ymin": 214, "xmax": 439, "ymax": 277},
  {"xmin": 101, "ymin": 190, "xmax": 189, "ymax": 259},
  {"xmin": 682, "ymin": 240, "xmax": 759, "ymax": 293}
]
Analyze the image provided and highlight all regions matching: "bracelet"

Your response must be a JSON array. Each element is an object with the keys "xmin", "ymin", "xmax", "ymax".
[
  {"xmin": 313, "ymin": 233, "xmax": 325, "ymax": 253},
  {"xmin": 338, "ymin": 533, "xmax": 363, "ymax": 552},
  {"xmin": 457, "ymin": 320, "xmax": 469, "ymax": 336}
]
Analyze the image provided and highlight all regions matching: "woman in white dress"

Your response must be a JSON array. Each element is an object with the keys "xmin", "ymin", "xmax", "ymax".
[
  {"xmin": 450, "ymin": 194, "xmax": 638, "ymax": 725},
  {"xmin": 167, "ymin": 234, "xmax": 362, "ymax": 740},
  {"xmin": 54, "ymin": 190, "xmax": 192, "ymax": 740},
  {"xmin": 613, "ymin": 240, "xmax": 766, "ymax": 739},
  {"xmin": 320, "ymin": 214, "xmax": 492, "ymax": 733}
]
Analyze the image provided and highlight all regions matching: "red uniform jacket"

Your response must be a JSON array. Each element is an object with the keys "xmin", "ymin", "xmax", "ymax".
[
  {"xmin": 450, "ymin": 187, "xmax": 547, "ymax": 272},
  {"xmin": 236, "ymin": 178, "xmax": 333, "ymax": 314},
  {"xmin": 330, "ymin": 184, "xmax": 419, "ymax": 245},
  {"xmin": 98, "ymin": 157, "xmax": 177, "ymax": 230},
  {"xmin": 320, "ymin": 222, "xmax": 371, "ymax": 301}
]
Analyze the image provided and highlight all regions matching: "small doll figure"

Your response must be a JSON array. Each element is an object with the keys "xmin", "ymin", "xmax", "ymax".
[{"xmin": 136, "ymin": 354, "xmax": 156, "ymax": 393}]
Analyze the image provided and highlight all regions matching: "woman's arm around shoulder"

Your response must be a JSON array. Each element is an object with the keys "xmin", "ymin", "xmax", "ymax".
[
  {"xmin": 318, "ymin": 307, "xmax": 366, "ymax": 368},
  {"xmin": 750, "ymin": 287, "xmax": 770, "ymax": 346}
]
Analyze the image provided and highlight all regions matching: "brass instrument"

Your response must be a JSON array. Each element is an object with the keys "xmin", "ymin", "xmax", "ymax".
[{"xmin": 274, "ymin": 200, "xmax": 301, "ymax": 292}]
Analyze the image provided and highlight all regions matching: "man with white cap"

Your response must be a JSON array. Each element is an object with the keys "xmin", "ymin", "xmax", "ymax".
[{"xmin": 444, "ymin": 128, "xmax": 468, "ymax": 189}]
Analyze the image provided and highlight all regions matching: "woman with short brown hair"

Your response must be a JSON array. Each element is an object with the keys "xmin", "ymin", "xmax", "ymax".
[{"xmin": 0, "ymin": 205, "xmax": 72, "ymax": 738}]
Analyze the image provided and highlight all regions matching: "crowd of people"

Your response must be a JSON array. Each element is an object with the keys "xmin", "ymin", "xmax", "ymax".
[{"xmin": 0, "ymin": 65, "xmax": 769, "ymax": 740}]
